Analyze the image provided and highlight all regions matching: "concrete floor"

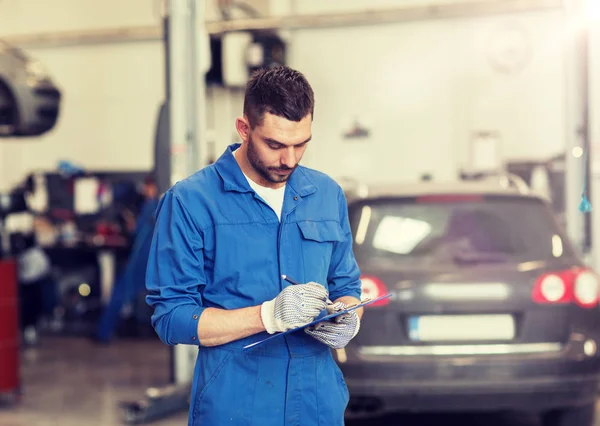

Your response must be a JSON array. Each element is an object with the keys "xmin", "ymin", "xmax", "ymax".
[
  {"xmin": 0, "ymin": 336, "xmax": 188, "ymax": 426},
  {"xmin": 0, "ymin": 336, "xmax": 598, "ymax": 426}
]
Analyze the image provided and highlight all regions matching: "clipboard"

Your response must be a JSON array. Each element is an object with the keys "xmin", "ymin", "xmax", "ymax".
[{"xmin": 243, "ymin": 293, "xmax": 392, "ymax": 350}]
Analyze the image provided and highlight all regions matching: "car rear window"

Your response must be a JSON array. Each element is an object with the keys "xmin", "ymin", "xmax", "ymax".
[{"xmin": 348, "ymin": 195, "xmax": 574, "ymax": 265}]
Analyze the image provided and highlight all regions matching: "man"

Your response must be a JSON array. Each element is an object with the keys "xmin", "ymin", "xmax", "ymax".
[
  {"xmin": 146, "ymin": 66, "xmax": 363, "ymax": 426},
  {"xmin": 95, "ymin": 175, "xmax": 159, "ymax": 343}
]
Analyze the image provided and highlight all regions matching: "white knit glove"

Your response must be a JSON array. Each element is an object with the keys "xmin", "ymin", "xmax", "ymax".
[
  {"xmin": 260, "ymin": 283, "xmax": 329, "ymax": 334},
  {"xmin": 305, "ymin": 302, "xmax": 360, "ymax": 349}
]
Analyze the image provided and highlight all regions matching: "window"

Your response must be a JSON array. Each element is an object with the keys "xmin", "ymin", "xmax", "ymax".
[{"xmin": 349, "ymin": 196, "xmax": 573, "ymax": 266}]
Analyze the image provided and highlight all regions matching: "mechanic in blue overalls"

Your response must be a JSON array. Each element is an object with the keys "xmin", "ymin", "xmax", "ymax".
[
  {"xmin": 95, "ymin": 176, "xmax": 159, "ymax": 343},
  {"xmin": 146, "ymin": 66, "xmax": 364, "ymax": 426}
]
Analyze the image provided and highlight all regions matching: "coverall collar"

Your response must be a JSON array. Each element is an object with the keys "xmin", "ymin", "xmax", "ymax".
[{"xmin": 215, "ymin": 143, "xmax": 317, "ymax": 198}]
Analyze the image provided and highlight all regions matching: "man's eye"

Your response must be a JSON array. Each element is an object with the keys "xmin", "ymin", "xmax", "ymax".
[{"xmin": 268, "ymin": 144, "xmax": 281, "ymax": 150}]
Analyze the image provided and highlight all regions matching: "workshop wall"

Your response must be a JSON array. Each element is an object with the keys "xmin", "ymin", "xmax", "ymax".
[
  {"xmin": 292, "ymin": 0, "xmax": 489, "ymax": 15},
  {"xmin": 192, "ymin": 0, "xmax": 574, "ymax": 185},
  {"xmin": 286, "ymin": 3, "xmax": 567, "ymax": 182},
  {"xmin": 0, "ymin": 0, "xmax": 570, "ymax": 189}
]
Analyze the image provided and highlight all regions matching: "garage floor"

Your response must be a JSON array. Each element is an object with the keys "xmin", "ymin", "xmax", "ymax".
[
  {"xmin": 0, "ymin": 336, "xmax": 188, "ymax": 426},
  {"xmin": 0, "ymin": 336, "xmax": 598, "ymax": 426}
]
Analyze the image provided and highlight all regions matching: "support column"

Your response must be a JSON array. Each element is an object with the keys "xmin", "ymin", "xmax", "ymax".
[
  {"xmin": 564, "ymin": 0, "xmax": 588, "ymax": 255},
  {"xmin": 167, "ymin": 0, "xmax": 208, "ymax": 386},
  {"xmin": 588, "ymin": 0, "xmax": 600, "ymax": 268}
]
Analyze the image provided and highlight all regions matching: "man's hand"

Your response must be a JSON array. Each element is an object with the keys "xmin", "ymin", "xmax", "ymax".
[
  {"xmin": 260, "ymin": 283, "xmax": 328, "ymax": 334},
  {"xmin": 304, "ymin": 301, "xmax": 360, "ymax": 349}
]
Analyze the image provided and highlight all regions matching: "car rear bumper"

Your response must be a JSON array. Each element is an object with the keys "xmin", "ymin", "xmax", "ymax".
[
  {"xmin": 339, "ymin": 339, "xmax": 600, "ymax": 417},
  {"xmin": 345, "ymin": 374, "xmax": 598, "ymax": 417}
]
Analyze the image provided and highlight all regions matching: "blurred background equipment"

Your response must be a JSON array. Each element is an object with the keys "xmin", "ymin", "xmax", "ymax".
[
  {"xmin": 2, "ymin": 164, "xmax": 155, "ymax": 342},
  {"xmin": 0, "ymin": 188, "xmax": 28, "ymax": 219},
  {"xmin": 205, "ymin": 0, "xmax": 287, "ymax": 87},
  {"xmin": 0, "ymin": 40, "xmax": 61, "ymax": 138}
]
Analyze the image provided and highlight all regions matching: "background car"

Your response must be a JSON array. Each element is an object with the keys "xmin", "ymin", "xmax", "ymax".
[
  {"xmin": 0, "ymin": 40, "xmax": 61, "ymax": 137},
  {"xmin": 339, "ymin": 176, "xmax": 600, "ymax": 426}
]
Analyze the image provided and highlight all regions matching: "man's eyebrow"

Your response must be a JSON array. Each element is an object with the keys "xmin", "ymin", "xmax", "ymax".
[{"xmin": 264, "ymin": 136, "xmax": 312, "ymax": 146}]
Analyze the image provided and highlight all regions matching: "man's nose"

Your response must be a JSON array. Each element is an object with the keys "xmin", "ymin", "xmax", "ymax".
[{"xmin": 281, "ymin": 147, "xmax": 297, "ymax": 169}]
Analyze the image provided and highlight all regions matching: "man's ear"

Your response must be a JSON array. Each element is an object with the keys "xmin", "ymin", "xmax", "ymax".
[{"xmin": 235, "ymin": 116, "xmax": 251, "ymax": 143}]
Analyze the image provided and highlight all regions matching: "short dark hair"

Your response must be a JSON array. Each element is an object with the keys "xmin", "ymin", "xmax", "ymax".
[{"xmin": 243, "ymin": 66, "xmax": 315, "ymax": 129}]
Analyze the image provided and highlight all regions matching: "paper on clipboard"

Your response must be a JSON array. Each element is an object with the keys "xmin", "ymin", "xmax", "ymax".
[{"xmin": 243, "ymin": 293, "xmax": 392, "ymax": 350}]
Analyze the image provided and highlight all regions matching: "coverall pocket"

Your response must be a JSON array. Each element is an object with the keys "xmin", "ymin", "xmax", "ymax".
[
  {"xmin": 192, "ymin": 349, "xmax": 259, "ymax": 426},
  {"xmin": 297, "ymin": 221, "xmax": 346, "ymax": 282},
  {"xmin": 191, "ymin": 348, "xmax": 234, "ymax": 419},
  {"xmin": 315, "ymin": 354, "xmax": 349, "ymax": 426}
]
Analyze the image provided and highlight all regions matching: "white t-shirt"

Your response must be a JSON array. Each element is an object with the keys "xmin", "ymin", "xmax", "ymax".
[{"xmin": 234, "ymin": 148, "xmax": 286, "ymax": 221}]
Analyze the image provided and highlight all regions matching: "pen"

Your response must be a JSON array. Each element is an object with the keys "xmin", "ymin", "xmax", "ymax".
[
  {"xmin": 281, "ymin": 274, "xmax": 333, "ymax": 305},
  {"xmin": 281, "ymin": 274, "xmax": 300, "ymax": 285}
]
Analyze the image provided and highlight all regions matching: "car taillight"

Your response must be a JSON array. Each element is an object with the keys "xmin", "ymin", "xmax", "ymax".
[
  {"xmin": 360, "ymin": 275, "xmax": 389, "ymax": 307},
  {"xmin": 532, "ymin": 268, "xmax": 600, "ymax": 308},
  {"xmin": 574, "ymin": 270, "xmax": 600, "ymax": 307}
]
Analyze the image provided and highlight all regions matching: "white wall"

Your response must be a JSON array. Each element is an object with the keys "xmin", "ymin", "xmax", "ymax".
[
  {"xmin": 288, "ymin": 8, "xmax": 568, "ymax": 182},
  {"xmin": 292, "ymin": 0, "xmax": 507, "ymax": 15},
  {"xmin": 0, "ymin": 0, "xmax": 570, "ymax": 190},
  {"xmin": 0, "ymin": 0, "xmax": 160, "ymax": 34}
]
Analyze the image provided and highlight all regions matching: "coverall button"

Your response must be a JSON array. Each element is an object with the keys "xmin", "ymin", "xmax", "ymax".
[
  {"xmin": 293, "ymin": 196, "xmax": 299, "ymax": 200},
  {"xmin": 193, "ymin": 315, "xmax": 198, "ymax": 320},
  {"xmin": 192, "ymin": 336, "xmax": 196, "ymax": 340}
]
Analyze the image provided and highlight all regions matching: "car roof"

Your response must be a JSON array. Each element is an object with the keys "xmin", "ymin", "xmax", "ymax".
[{"xmin": 342, "ymin": 179, "xmax": 548, "ymax": 203}]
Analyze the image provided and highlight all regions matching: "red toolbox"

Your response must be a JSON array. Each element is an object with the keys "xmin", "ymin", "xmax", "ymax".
[{"xmin": 0, "ymin": 259, "xmax": 20, "ymax": 397}]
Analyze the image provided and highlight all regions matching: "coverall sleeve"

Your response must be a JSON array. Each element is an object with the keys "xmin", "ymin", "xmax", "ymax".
[
  {"xmin": 145, "ymin": 190, "xmax": 206, "ymax": 346},
  {"xmin": 327, "ymin": 186, "xmax": 362, "ymax": 302}
]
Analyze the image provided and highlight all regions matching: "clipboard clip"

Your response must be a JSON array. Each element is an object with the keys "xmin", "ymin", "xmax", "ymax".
[{"xmin": 307, "ymin": 299, "xmax": 366, "ymax": 330}]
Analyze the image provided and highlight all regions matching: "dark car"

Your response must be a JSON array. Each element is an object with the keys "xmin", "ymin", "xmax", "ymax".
[
  {"xmin": 0, "ymin": 40, "xmax": 61, "ymax": 137},
  {"xmin": 339, "ymin": 179, "xmax": 600, "ymax": 426}
]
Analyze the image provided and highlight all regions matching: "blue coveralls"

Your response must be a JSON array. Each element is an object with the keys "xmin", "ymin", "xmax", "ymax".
[
  {"xmin": 146, "ymin": 143, "xmax": 362, "ymax": 426},
  {"xmin": 95, "ymin": 197, "xmax": 158, "ymax": 342}
]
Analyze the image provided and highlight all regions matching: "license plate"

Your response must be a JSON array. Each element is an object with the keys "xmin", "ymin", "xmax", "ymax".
[{"xmin": 408, "ymin": 314, "xmax": 515, "ymax": 342}]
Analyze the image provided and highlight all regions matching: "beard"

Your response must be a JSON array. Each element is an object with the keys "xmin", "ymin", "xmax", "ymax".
[{"xmin": 247, "ymin": 135, "xmax": 296, "ymax": 184}]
